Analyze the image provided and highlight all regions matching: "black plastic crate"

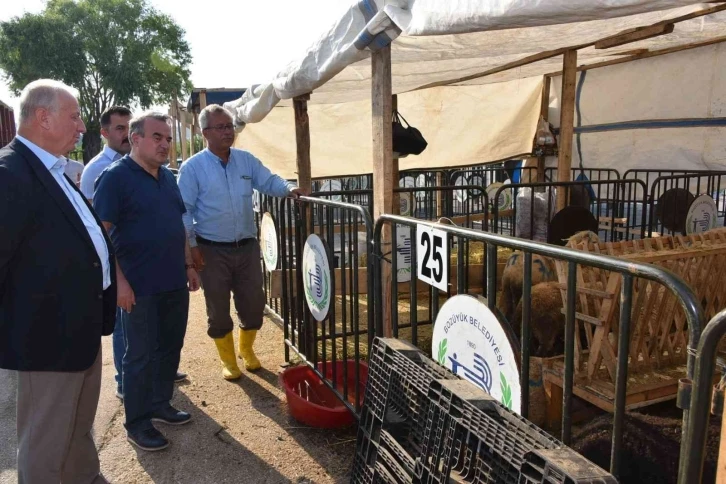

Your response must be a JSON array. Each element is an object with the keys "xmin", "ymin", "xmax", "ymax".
[
  {"xmin": 351, "ymin": 338, "xmax": 617, "ymax": 484},
  {"xmin": 519, "ymin": 449, "xmax": 619, "ymax": 484}
]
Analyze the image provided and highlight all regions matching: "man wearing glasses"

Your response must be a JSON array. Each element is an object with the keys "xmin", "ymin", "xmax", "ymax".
[{"xmin": 177, "ymin": 105, "xmax": 304, "ymax": 380}]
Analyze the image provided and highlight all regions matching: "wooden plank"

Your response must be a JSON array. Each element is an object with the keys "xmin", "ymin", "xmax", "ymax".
[
  {"xmin": 549, "ymin": 35, "xmax": 726, "ymax": 76},
  {"xmin": 199, "ymin": 89, "xmax": 208, "ymax": 149},
  {"xmin": 293, "ymin": 94, "xmax": 312, "ymax": 194},
  {"xmin": 168, "ymin": 95, "xmax": 177, "ymax": 166},
  {"xmin": 595, "ymin": 23, "xmax": 674, "ymax": 50},
  {"xmin": 538, "ymin": 76, "xmax": 551, "ymax": 183},
  {"xmin": 554, "ymin": 283, "xmax": 614, "ymax": 299},
  {"xmin": 556, "ymin": 50, "xmax": 577, "ymax": 211},
  {"xmin": 372, "ymin": 45, "xmax": 396, "ymax": 337}
]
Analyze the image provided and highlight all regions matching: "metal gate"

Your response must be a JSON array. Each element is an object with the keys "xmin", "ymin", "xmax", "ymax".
[{"xmin": 373, "ymin": 215, "xmax": 704, "ymax": 479}]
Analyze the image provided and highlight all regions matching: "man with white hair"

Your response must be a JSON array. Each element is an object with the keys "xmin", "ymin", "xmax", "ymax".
[
  {"xmin": 0, "ymin": 79, "xmax": 115, "ymax": 483},
  {"xmin": 177, "ymin": 104, "xmax": 304, "ymax": 381}
]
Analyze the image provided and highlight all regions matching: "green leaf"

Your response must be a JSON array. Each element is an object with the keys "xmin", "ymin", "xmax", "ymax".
[
  {"xmin": 500, "ymin": 372, "xmax": 513, "ymax": 410},
  {"xmin": 437, "ymin": 339, "xmax": 448, "ymax": 365}
]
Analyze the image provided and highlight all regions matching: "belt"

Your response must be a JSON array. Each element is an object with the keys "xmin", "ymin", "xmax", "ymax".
[{"xmin": 196, "ymin": 236, "xmax": 255, "ymax": 248}]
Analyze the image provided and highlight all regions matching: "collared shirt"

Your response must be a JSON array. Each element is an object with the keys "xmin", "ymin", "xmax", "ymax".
[
  {"xmin": 16, "ymin": 135, "xmax": 112, "ymax": 290},
  {"xmin": 93, "ymin": 155, "xmax": 187, "ymax": 297},
  {"xmin": 80, "ymin": 145, "xmax": 122, "ymax": 199},
  {"xmin": 63, "ymin": 158, "xmax": 84, "ymax": 188},
  {"xmin": 177, "ymin": 148, "xmax": 295, "ymax": 247}
]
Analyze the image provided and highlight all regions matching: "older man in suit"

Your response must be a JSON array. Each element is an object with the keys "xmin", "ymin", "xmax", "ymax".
[{"xmin": 0, "ymin": 79, "xmax": 116, "ymax": 484}]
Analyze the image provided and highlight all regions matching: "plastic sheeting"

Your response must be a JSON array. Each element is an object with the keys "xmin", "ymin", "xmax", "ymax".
[
  {"xmin": 223, "ymin": 1, "xmax": 715, "ymax": 126},
  {"xmin": 234, "ymin": 76, "xmax": 543, "ymax": 179},
  {"xmin": 548, "ymin": 42, "xmax": 726, "ymax": 173}
]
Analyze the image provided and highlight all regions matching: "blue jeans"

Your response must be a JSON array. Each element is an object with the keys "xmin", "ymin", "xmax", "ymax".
[
  {"xmin": 121, "ymin": 288, "xmax": 189, "ymax": 433},
  {"xmin": 113, "ymin": 308, "xmax": 124, "ymax": 393}
]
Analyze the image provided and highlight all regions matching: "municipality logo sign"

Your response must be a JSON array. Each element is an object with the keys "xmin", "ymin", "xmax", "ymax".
[
  {"xmin": 302, "ymin": 235, "xmax": 331, "ymax": 321},
  {"xmin": 686, "ymin": 194, "xmax": 718, "ymax": 235},
  {"xmin": 260, "ymin": 213, "xmax": 278, "ymax": 272},
  {"xmin": 432, "ymin": 295, "xmax": 520, "ymax": 413}
]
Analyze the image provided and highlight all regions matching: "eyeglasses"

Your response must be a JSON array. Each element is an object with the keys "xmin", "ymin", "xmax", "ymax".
[{"xmin": 205, "ymin": 124, "xmax": 235, "ymax": 132}]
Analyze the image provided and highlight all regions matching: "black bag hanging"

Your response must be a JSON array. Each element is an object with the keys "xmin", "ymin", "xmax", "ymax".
[{"xmin": 392, "ymin": 110, "xmax": 427, "ymax": 156}]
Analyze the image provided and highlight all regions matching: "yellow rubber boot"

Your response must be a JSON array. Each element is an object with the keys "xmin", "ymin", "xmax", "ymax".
[
  {"xmin": 238, "ymin": 328, "xmax": 261, "ymax": 371},
  {"xmin": 213, "ymin": 333, "xmax": 242, "ymax": 380}
]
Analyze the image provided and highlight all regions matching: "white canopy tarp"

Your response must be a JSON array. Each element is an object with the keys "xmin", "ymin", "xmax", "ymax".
[{"xmin": 224, "ymin": 1, "xmax": 718, "ymax": 125}]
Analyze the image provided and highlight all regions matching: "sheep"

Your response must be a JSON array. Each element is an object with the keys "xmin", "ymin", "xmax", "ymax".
[
  {"xmin": 511, "ymin": 281, "xmax": 566, "ymax": 357},
  {"xmin": 497, "ymin": 252, "xmax": 557, "ymax": 324},
  {"xmin": 572, "ymin": 412, "xmax": 720, "ymax": 484}
]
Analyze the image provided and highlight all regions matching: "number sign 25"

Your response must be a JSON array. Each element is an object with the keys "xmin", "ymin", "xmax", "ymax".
[{"xmin": 416, "ymin": 225, "xmax": 448, "ymax": 292}]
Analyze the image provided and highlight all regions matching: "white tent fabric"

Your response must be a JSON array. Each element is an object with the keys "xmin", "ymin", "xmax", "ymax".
[
  {"xmin": 224, "ymin": 1, "xmax": 717, "ymax": 125},
  {"xmin": 237, "ymin": 77, "xmax": 543, "ymax": 179},
  {"xmin": 547, "ymin": 42, "xmax": 726, "ymax": 173}
]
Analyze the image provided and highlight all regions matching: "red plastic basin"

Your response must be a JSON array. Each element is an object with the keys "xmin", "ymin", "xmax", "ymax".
[{"xmin": 280, "ymin": 360, "xmax": 368, "ymax": 428}]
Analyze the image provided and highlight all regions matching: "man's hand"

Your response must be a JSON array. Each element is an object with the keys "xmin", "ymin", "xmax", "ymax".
[
  {"xmin": 117, "ymin": 278, "xmax": 135, "ymax": 313},
  {"xmin": 187, "ymin": 267, "xmax": 201, "ymax": 292},
  {"xmin": 289, "ymin": 187, "xmax": 308, "ymax": 199},
  {"xmin": 191, "ymin": 246, "xmax": 205, "ymax": 272}
]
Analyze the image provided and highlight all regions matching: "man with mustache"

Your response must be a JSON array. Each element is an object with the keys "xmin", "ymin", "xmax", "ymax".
[
  {"xmin": 177, "ymin": 105, "xmax": 304, "ymax": 380},
  {"xmin": 0, "ymin": 79, "xmax": 115, "ymax": 483},
  {"xmin": 93, "ymin": 112, "xmax": 200, "ymax": 451},
  {"xmin": 80, "ymin": 106, "xmax": 131, "ymax": 201}
]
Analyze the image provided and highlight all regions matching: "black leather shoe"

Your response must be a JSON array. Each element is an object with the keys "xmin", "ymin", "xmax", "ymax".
[
  {"xmin": 151, "ymin": 406, "xmax": 192, "ymax": 425},
  {"xmin": 174, "ymin": 371, "xmax": 188, "ymax": 382},
  {"xmin": 127, "ymin": 428, "xmax": 169, "ymax": 451}
]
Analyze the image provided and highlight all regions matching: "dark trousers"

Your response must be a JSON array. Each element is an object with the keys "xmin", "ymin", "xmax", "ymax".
[
  {"xmin": 198, "ymin": 241, "xmax": 265, "ymax": 338},
  {"xmin": 112, "ymin": 307, "xmax": 124, "ymax": 393},
  {"xmin": 120, "ymin": 288, "xmax": 189, "ymax": 433}
]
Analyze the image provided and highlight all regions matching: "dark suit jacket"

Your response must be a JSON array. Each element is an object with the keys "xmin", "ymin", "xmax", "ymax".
[{"xmin": 0, "ymin": 138, "xmax": 117, "ymax": 372}]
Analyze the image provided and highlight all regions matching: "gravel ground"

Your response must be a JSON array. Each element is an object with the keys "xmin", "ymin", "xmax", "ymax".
[{"xmin": 0, "ymin": 291, "xmax": 356, "ymax": 484}]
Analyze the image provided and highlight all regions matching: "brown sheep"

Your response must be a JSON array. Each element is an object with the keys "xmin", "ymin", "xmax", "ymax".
[
  {"xmin": 572, "ymin": 412, "xmax": 720, "ymax": 484},
  {"xmin": 512, "ymin": 281, "xmax": 565, "ymax": 357},
  {"xmin": 497, "ymin": 251, "xmax": 556, "ymax": 323}
]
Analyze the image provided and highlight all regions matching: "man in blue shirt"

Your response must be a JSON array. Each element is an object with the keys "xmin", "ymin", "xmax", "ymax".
[
  {"xmin": 94, "ymin": 112, "xmax": 201, "ymax": 452},
  {"xmin": 81, "ymin": 106, "xmax": 131, "ymax": 200},
  {"xmin": 177, "ymin": 105, "xmax": 303, "ymax": 380}
]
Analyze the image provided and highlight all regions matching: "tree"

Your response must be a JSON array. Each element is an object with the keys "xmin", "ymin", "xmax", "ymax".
[{"xmin": 0, "ymin": 0, "xmax": 193, "ymax": 162}]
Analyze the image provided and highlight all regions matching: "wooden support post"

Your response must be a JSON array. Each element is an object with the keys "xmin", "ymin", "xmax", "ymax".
[
  {"xmin": 556, "ymin": 50, "xmax": 577, "ymax": 211},
  {"xmin": 199, "ymin": 89, "xmax": 208, "ymax": 149},
  {"xmin": 392, "ymin": 94, "xmax": 400, "ymax": 215},
  {"xmin": 538, "ymin": 75, "xmax": 551, "ymax": 183},
  {"xmin": 293, "ymin": 93, "xmax": 313, "ymax": 234},
  {"xmin": 169, "ymin": 97, "xmax": 177, "ymax": 167},
  {"xmin": 293, "ymin": 94, "xmax": 312, "ymax": 194},
  {"xmin": 180, "ymin": 115, "xmax": 188, "ymax": 162},
  {"xmin": 372, "ymin": 45, "xmax": 396, "ymax": 338}
]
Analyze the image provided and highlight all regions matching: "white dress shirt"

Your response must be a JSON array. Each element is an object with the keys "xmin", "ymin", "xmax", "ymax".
[
  {"xmin": 17, "ymin": 135, "xmax": 112, "ymax": 290},
  {"xmin": 80, "ymin": 145, "xmax": 122, "ymax": 199}
]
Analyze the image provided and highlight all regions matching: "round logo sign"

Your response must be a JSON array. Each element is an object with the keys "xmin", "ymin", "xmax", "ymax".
[
  {"xmin": 486, "ymin": 182, "xmax": 513, "ymax": 211},
  {"xmin": 454, "ymin": 175, "xmax": 469, "ymax": 203},
  {"xmin": 686, "ymin": 194, "xmax": 718, "ymax": 235},
  {"xmin": 260, "ymin": 212, "xmax": 278, "ymax": 272},
  {"xmin": 302, "ymin": 235, "xmax": 332, "ymax": 321},
  {"xmin": 432, "ymin": 295, "xmax": 522, "ymax": 414},
  {"xmin": 319, "ymin": 180, "xmax": 342, "ymax": 202},
  {"xmin": 400, "ymin": 192, "xmax": 412, "ymax": 216},
  {"xmin": 396, "ymin": 226, "xmax": 412, "ymax": 283}
]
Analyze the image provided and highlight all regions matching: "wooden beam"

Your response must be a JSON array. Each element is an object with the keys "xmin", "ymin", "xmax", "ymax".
[
  {"xmin": 392, "ymin": 94, "xmax": 400, "ymax": 217},
  {"xmin": 169, "ymin": 95, "xmax": 177, "ymax": 166},
  {"xmin": 557, "ymin": 50, "xmax": 577, "ymax": 212},
  {"xmin": 717, "ymin": 401, "xmax": 726, "ymax": 483},
  {"xmin": 372, "ymin": 45, "xmax": 395, "ymax": 338},
  {"xmin": 595, "ymin": 23, "xmax": 674, "ymax": 50},
  {"xmin": 548, "ymin": 35, "xmax": 726, "ymax": 76},
  {"xmin": 293, "ymin": 94, "xmax": 312, "ymax": 194},
  {"xmin": 199, "ymin": 89, "xmax": 208, "ymax": 149},
  {"xmin": 538, "ymin": 76, "xmax": 551, "ymax": 183},
  {"xmin": 414, "ymin": 3, "xmax": 726, "ymax": 91}
]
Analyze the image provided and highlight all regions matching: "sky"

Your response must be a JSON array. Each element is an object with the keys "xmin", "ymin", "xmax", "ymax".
[{"xmin": 0, "ymin": 0, "xmax": 354, "ymax": 119}]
